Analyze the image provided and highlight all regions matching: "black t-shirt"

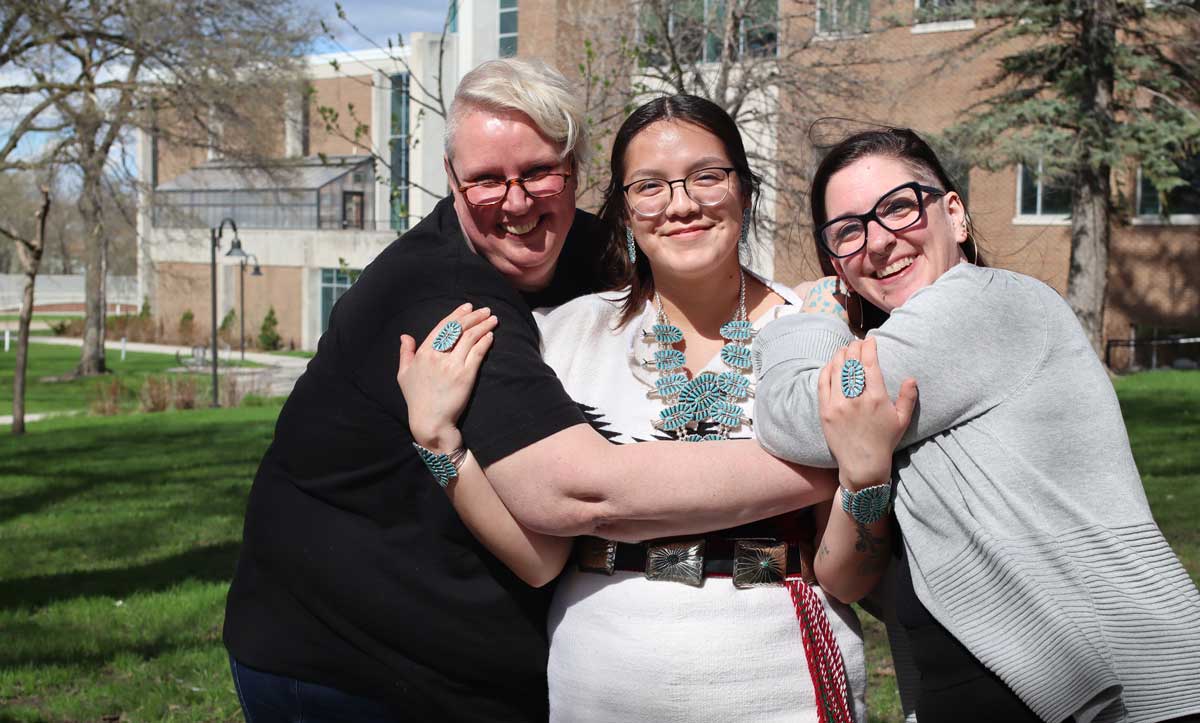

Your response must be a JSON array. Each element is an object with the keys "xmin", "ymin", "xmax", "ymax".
[{"xmin": 223, "ymin": 197, "xmax": 605, "ymax": 721}]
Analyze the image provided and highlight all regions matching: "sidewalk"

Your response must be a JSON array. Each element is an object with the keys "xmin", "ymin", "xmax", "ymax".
[{"xmin": 24, "ymin": 335, "xmax": 311, "ymax": 398}]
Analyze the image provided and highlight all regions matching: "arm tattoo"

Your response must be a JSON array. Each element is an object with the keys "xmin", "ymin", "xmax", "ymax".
[{"xmin": 854, "ymin": 521, "xmax": 889, "ymax": 576}]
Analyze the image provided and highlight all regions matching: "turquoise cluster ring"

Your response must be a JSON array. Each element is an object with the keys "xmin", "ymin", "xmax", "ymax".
[
  {"xmin": 840, "ymin": 358, "xmax": 866, "ymax": 398},
  {"xmin": 432, "ymin": 320, "xmax": 463, "ymax": 352}
]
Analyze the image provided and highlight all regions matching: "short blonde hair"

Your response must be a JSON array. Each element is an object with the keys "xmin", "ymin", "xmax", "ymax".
[{"xmin": 445, "ymin": 58, "xmax": 588, "ymax": 167}]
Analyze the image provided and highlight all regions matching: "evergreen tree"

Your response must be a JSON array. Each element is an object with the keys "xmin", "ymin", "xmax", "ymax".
[
  {"xmin": 947, "ymin": 0, "xmax": 1200, "ymax": 354},
  {"xmin": 258, "ymin": 307, "xmax": 282, "ymax": 351}
]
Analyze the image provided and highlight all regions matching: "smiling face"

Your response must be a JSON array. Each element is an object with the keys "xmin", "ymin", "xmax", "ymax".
[
  {"xmin": 623, "ymin": 120, "xmax": 745, "ymax": 282},
  {"xmin": 824, "ymin": 155, "xmax": 968, "ymax": 313},
  {"xmin": 447, "ymin": 107, "xmax": 577, "ymax": 292}
]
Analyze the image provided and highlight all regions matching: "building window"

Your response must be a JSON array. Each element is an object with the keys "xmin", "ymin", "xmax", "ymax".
[
  {"xmin": 638, "ymin": 0, "xmax": 777, "ymax": 65},
  {"xmin": 817, "ymin": 0, "xmax": 868, "ymax": 36},
  {"xmin": 912, "ymin": 0, "xmax": 974, "ymax": 32},
  {"xmin": 914, "ymin": 0, "xmax": 974, "ymax": 22},
  {"xmin": 390, "ymin": 73, "xmax": 410, "ymax": 232},
  {"xmin": 499, "ymin": 0, "xmax": 518, "ymax": 57},
  {"xmin": 1018, "ymin": 161, "xmax": 1072, "ymax": 217},
  {"xmin": 1137, "ymin": 155, "xmax": 1200, "ymax": 219},
  {"xmin": 321, "ymin": 268, "xmax": 359, "ymax": 334}
]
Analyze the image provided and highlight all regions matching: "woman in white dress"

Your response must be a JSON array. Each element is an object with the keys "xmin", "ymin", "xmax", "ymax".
[{"xmin": 399, "ymin": 95, "xmax": 876, "ymax": 722}]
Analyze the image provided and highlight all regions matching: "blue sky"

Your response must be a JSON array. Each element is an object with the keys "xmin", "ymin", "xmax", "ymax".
[{"xmin": 307, "ymin": 0, "xmax": 454, "ymax": 53}]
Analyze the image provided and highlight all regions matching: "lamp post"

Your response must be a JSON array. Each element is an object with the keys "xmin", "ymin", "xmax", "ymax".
[
  {"xmin": 210, "ymin": 217, "xmax": 245, "ymax": 407},
  {"xmin": 239, "ymin": 254, "xmax": 262, "ymax": 361}
]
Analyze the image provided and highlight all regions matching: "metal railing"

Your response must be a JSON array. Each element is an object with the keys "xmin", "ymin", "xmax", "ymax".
[{"xmin": 1105, "ymin": 336, "xmax": 1200, "ymax": 370}]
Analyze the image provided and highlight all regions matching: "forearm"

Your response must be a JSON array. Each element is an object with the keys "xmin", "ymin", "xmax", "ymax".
[
  {"xmin": 754, "ymin": 314, "xmax": 855, "ymax": 466},
  {"xmin": 424, "ymin": 431, "xmax": 571, "ymax": 588},
  {"xmin": 814, "ymin": 491, "xmax": 891, "ymax": 604},
  {"xmin": 485, "ymin": 426, "xmax": 838, "ymax": 542}
]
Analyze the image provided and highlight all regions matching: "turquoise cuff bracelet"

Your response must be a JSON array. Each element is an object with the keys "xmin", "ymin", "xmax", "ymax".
[
  {"xmin": 412, "ymin": 442, "xmax": 468, "ymax": 488},
  {"xmin": 840, "ymin": 482, "xmax": 893, "ymax": 525}
]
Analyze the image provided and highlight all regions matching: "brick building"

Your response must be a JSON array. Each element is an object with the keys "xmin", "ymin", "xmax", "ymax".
[{"xmin": 504, "ymin": 0, "xmax": 1199, "ymax": 367}]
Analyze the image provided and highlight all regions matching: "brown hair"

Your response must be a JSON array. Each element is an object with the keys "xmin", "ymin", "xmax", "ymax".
[
  {"xmin": 596, "ymin": 95, "xmax": 762, "ymax": 327},
  {"xmin": 810, "ymin": 127, "xmax": 984, "ymax": 331}
]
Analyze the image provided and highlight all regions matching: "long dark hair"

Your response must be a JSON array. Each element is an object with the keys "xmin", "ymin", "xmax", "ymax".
[
  {"xmin": 597, "ymin": 95, "xmax": 762, "ymax": 327},
  {"xmin": 810, "ymin": 127, "xmax": 984, "ymax": 331}
]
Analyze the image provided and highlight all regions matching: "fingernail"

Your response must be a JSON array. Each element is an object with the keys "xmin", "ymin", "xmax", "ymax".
[
  {"xmin": 478, "ymin": 307, "xmax": 490, "ymax": 315},
  {"xmin": 461, "ymin": 302, "xmax": 473, "ymax": 310}
]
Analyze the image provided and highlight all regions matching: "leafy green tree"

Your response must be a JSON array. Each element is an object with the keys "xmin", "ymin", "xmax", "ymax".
[{"xmin": 947, "ymin": 0, "xmax": 1200, "ymax": 354}]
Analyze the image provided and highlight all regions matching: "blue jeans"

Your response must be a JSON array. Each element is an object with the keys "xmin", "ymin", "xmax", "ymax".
[{"xmin": 229, "ymin": 656, "xmax": 401, "ymax": 723}]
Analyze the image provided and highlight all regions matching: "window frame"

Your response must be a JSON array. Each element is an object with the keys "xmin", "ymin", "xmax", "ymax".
[
  {"xmin": 1014, "ymin": 160, "xmax": 1073, "ymax": 225},
  {"xmin": 389, "ymin": 73, "xmax": 410, "ymax": 232},
  {"xmin": 1133, "ymin": 164, "xmax": 1200, "ymax": 226},
  {"xmin": 635, "ymin": 0, "xmax": 778, "ymax": 65},
  {"xmin": 499, "ymin": 0, "xmax": 518, "ymax": 58},
  {"xmin": 815, "ymin": 0, "xmax": 869, "ymax": 38},
  {"xmin": 911, "ymin": 0, "xmax": 976, "ymax": 34}
]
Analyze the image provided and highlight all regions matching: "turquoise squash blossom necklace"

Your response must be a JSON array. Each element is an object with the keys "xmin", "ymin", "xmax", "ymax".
[{"xmin": 645, "ymin": 268, "xmax": 753, "ymax": 441}]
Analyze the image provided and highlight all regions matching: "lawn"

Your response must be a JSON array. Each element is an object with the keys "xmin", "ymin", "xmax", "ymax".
[
  {"xmin": 0, "ymin": 406, "xmax": 282, "ymax": 723},
  {"xmin": 0, "ymin": 370, "xmax": 1195, "ymax": 722},
  {"xmin": 0, "ymin": 343, "xmax": 257, "ymax": 416}
]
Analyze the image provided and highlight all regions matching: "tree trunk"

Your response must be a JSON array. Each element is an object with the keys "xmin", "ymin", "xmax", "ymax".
[
  {"xmin": 76, "ymin": 164, "xmax": 107, "ymax": 376},
  {"xmin": 1065, "ymin": 0, "xmax": 1117, "ymax": 358},
  {"xmin": 12, "ymin": 187, "xmax": 51, "ymax": 436},
  {"xmin": 1067, "ymin": 165, "xmax": 1111, "ymax": 357}
]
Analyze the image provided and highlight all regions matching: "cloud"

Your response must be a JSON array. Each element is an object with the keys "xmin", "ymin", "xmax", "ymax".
[{"xmin": 304, "ymin": 0, "xmax": 453, "ymax": 52}]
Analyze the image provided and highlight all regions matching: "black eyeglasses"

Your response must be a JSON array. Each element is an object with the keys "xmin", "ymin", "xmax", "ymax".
[
  {"xmin": 817, "ymin": 181, "xmax": 946, "ymax": 258},
  {"xmin": 448, "ymin": 162, "xmax": 572, "ymax": 207},
  {"xmin": 622, "ymin": 166, "xmax": 736, "ymax": 217}
]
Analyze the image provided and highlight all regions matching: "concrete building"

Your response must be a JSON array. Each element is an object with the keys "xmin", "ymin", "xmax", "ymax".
[{"xmin": 136, "ymin": 16, "xmax": 509, "ymax": 350}]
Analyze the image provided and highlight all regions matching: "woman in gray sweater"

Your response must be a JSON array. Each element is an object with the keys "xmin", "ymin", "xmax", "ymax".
[{"xmin": 753, "ymin": 127, "xmax": 1200, "ymax": 723}]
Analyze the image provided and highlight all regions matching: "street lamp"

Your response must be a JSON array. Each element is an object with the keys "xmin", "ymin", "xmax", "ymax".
[
  {"xmin": 239, "ymin": 254, "xmax": 262, "ymax": 361},
  {"xmin": 211, "ymin": 217, "xmax": 245, "ymax": 408}
]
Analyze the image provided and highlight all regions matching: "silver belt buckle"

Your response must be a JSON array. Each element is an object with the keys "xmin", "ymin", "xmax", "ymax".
[
  {"xmin": 644, "ymin": 538, "xmax": 705, "ymax": 587},
  {"xmin": 733, "ymin": 539, "xmax": 788, "ymax": 588},
  {"xmin": 576, "ymin": 537, "xmax": 617, "ymax": 575}
]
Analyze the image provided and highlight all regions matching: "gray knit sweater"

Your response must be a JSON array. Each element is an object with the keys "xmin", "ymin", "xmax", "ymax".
[{"xmin": 753, "ymin": 263, "xmax": 1200, "ymax": 723}]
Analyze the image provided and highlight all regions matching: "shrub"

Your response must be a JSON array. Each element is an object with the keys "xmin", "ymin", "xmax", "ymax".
[
  {"xmin": 140, "ymin": 375, "xmax": 171, "ymax": 413},
  {"xmin": 179, "ymin": 309, "xmax": 195, "ymax": 345},
  {"xmin": 108, "ymin": 313, "xmax": 159, "ymax": 343},
  {"xmin": 258, "ymin": 307, "xmax": 281, "ymax": 351},
  {"xmin": 49, "ymin": 319, "xmax": 73, "ymax": 336},
  {"xmin": 220, "ymin": 374, "xmax": 243, "ymax": 408},
  {"xmin": 139, "ymin": 296, "xmax": 151, "ymax": 319},
  {"xmin": 172, "ymin": 375, "xmax": 198, "ymax": 410},
  {"xmin": 90, "ymin": 378, "xmax": 123, "ymax": 416},
  {"xmin": 219, "ymin": 309, "xmax": 238, "ymax": 347}
]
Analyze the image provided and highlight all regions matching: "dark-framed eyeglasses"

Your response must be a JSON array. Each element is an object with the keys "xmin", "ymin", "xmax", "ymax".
[
  {"xmin": 817, "ymin": 181, "xmax": 946, "ymax": 258},
  {"xmin": 448, "ymin": 162, "xmax": 572, "ymax": 207},
  {"xmin": 622, "ymin": 166, "xmax": 736, "ymax": 218}
]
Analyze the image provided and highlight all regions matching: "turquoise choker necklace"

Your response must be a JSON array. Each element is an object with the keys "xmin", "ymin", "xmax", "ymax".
[{"xmin": 645, "ymin": 268, "xmax": 753, "ymax": 442}]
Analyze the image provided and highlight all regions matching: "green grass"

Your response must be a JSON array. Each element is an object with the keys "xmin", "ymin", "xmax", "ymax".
[
  {"xmin": 0, "ymin": 344, "xmax": 260, "ymax": 416},
  {"xmin": 0, "ymin": 315, "xmax": 78, "ymax": 323},
  {"xmin": 0, "ymin": 371, "xmax": 1195, "ymax": 722},
  {"xmin": 266, "ymin": 350, "xmax": 315, "ymax": 359},
  {"xmin": 0, "ymin": 406, "xmax": 283, "ymax": 722}
]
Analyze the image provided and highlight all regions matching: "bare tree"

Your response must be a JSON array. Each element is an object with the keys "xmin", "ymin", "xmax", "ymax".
[
  {"xmin": 312, "ymin": 3, "xmax": 458, "ymax": 226},
  {"xmin": 3, "ymin": 186, "xmax": 51, "ymax": 435},
  {"xmin": 541, "ymin": 0, "xmax": 886, "ymax": 276},
  {"xmin": 4, "ymin": 0, "xmax": 313, "ymax": 376}
]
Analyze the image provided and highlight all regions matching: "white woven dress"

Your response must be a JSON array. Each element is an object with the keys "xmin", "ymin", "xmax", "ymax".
[{"xmin": 534, "ymin": 276, "xmax": 867, "ymax": 723}]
